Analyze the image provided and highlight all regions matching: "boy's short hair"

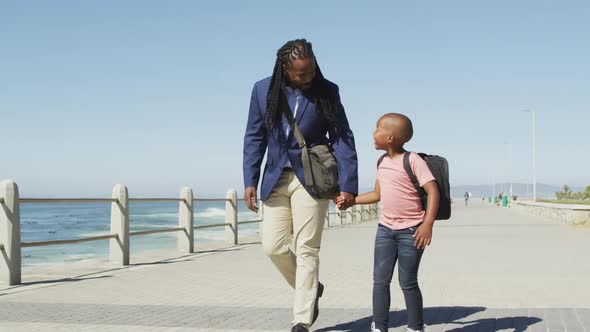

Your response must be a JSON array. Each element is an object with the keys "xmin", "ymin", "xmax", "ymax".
[{"xmin": 381, "ymin": 113, "xmax": 413, "ymax": 143}]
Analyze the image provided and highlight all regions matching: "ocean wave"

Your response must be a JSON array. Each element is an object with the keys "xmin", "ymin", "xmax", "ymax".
[
  {"xmin": 195, "ymin": 208, "xmax": 226, "ymax": 218},
  {"xmin": 194, "ymin": 227, "xmax": 259, "ymax": 241},
  {"xmin": 131, "ymin": 223, "xmax": 177, "ymax": 229},
  {"xmin": 238, "ymin": 211, "xmax": 259, "ymax": 219},
  {"xmin": 194, "ymin": 208, "xmax": 260, "ymax": 220},
  {"xmin": 195, "ymin": 231, "xmax": 225, "ymax": 241},
  {"xmin": 131, "ymin": 213, "xmax": 178, "ymax": 219}
]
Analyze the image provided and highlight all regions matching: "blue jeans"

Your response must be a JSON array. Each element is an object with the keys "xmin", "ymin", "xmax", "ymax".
[{"xmin": 373, "ymin": 223, "xmax": 424, "ymax": 331}]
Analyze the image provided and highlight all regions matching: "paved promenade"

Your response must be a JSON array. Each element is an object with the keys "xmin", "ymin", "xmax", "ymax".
[{"xmin": 1, "ymin": 203, "xmax": 589, "ymax": 331}]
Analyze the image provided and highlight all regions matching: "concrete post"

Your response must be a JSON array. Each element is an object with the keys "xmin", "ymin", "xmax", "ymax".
[
  {"xmin": 359, "ymin": 205, "xmax": 364, "ymax": 222},
  {"xmin": 358, "ymin": 204, "xmax": 363, "ymax": 222},
  {"xmin": 361, "ymin": 204, "xmax": 367, "ymax": 222},
  {"xmin": 178, "ymin": 187, "xmax": 194, "ymax": 253},
  {"xmin": 352, "ymin": 205, "xmax": 360, "ymax": 223},
  {"xmin": 0, "ymin": 180, "xmax": 21, "ymax": 285},
  {"xmin": 333, "ymin": 209, "xmax": 343, "ymax": 226},
  {"xmin": 110, "ymin": 184, "xmax": 129, "ymax": 265},
  {"xmin": 225, "ymin": 189, "xmax": 238, "ymax": 245},
  {"xmin": 373, "ymin": 203, "xmax": 379, "ymax": 220}
]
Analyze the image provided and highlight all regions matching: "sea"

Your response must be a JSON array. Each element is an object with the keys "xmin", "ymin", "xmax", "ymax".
[{"xmin": 19, "ymin": 201, "xmax": 261, "ymax": 267}]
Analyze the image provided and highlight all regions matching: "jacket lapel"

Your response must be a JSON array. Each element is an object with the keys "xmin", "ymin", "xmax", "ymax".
[{"xmin": 295, "ymin": 95, "xmax": 311, "ymax": 125}]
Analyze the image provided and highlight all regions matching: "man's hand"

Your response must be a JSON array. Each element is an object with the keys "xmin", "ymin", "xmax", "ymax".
[
  {"xmin": 334, "ymin": 196, "xmax": 348, "ymax": 210},
  {"xmin": 244, "ymin": 187, "xmax": 258, "ymax": 213},
  {"xmin": 413, "ymin": 223, "xmax": 433, "ymax": 249},
  {"xmin": 334, "ymin": 192, "xmax": 355, "ymax": 210}
]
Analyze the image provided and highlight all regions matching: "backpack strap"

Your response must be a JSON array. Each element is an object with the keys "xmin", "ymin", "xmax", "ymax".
[
  {"xmin": 376, "ymin": 153, "xmax": 388, "ymax": 169},
  {"xmin": 403, "ymin": 152, "xmax": 427, "ymax": 202}
]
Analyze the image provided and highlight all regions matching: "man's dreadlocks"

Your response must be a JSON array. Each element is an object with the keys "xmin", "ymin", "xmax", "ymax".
[{"xmin": 265, "ymin": 39, "xmax": 340, "ymax": 132}]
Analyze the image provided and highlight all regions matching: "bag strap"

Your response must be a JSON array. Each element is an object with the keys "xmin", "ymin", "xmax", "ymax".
[
  {"xmin": 282, "ymin": 104, "xmax": 306, "ymax": 149},
  {"xmin": 377, "ymin": 153, "xmax": 387, "ymax": 169},
  {"xmin": 283, "ymin": 105, "xmax": 315, "ymax": 189},
  {"xmin": 403, "ymin": 152, "xmax": 427, "ymax": 200}
]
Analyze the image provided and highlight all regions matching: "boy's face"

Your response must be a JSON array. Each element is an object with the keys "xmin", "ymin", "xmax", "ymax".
[{"xmin": 373, "ymin": 118, "xmax": 392, "ymax": 150}]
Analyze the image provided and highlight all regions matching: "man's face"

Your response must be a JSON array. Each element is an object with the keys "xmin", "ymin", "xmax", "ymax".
[{"xmin": 283, "ymin": 57, "xmax": 316, "ymax": 90}]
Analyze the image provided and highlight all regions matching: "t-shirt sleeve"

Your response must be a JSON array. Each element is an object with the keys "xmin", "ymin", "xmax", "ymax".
[{"xmin": 410, "ymin": 153, "xmax": 436, "ymax": 187}]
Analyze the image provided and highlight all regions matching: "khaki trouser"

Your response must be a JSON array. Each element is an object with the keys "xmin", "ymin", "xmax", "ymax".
[{"xmin": 262, "ymin": 169, "xmax": 330, "ymax": 327}]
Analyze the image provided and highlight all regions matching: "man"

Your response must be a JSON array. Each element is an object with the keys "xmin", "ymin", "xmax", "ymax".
[{"xmin": 243, "ymin": 39, "xmax": 358, "ymax": 332}]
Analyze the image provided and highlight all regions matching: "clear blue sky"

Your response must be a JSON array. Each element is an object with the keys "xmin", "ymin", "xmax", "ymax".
[{"xmin": 1, "ymin": 1, "xmax": 589, "ymax": 197}]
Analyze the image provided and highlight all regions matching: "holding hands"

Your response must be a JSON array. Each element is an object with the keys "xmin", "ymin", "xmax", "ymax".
[{"xmin": 334, "ymin": 192, "xmax": 356, "ymax": 210}]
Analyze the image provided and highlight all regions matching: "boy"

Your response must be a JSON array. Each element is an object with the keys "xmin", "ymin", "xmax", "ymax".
[{"xmin": 337, "ymin": 113, "xmax": 439, "ymax": 332}]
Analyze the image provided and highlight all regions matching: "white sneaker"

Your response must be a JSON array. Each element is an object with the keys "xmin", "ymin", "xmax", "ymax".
[
  {"xmin": 404, "ymin": 325, "xmax": 427, "ymax": 332},
  {"xmin": 370, "ymin": 322, "xmax": 383, "ymax": 332}
]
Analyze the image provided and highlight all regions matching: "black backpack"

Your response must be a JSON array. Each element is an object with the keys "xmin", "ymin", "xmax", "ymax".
[{"xmin": 378, "ymin": 152, "xmax": 451, "ymax": 220}]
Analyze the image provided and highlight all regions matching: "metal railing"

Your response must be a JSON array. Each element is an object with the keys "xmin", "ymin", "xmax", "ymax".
[
  {"xmin": 0, "ymin": 180, "xmax": 378, "ymax": 285},
  {"xmin": 19, "ymin": 198, "xmax": 117, "ymax": 203},
  {"xmin": 11, "ymin": 196, "xmax": 240, "ymax": 249},
  {"xmin": 22, "ymin": 234, "xmax": 119, "ymax": 248}
]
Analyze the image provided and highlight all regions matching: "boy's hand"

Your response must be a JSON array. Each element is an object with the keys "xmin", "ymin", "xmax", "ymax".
[
  {"xmin": 337, "ymin": 192, "xmax": 356, "ymax": 210},
  {"xmin": 334, "ymin": 195, "xmax": 353, "ymax": 210},
  {"xmin": 413, "ymin": 223, "xmax": 433, "ymax": 249}
]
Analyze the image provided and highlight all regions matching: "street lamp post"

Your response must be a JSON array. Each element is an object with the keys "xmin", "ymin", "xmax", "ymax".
[
  {"xmin": 505, "ymin": 141, "xmax": 513, "ymax": 198},
  {"xmin": 522, "ymin": 110, "xmax": 537, "ymax": 201}
]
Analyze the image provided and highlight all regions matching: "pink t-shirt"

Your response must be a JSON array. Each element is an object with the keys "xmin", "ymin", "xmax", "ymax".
[{"xmin": 377, "ymin": 152, "xmax": 435, "ymax": 230}]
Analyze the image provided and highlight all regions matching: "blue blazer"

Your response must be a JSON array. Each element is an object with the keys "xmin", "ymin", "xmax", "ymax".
[{"xmin": 243, "ymin": 76, "xmax": 359, "ymax": 201}]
